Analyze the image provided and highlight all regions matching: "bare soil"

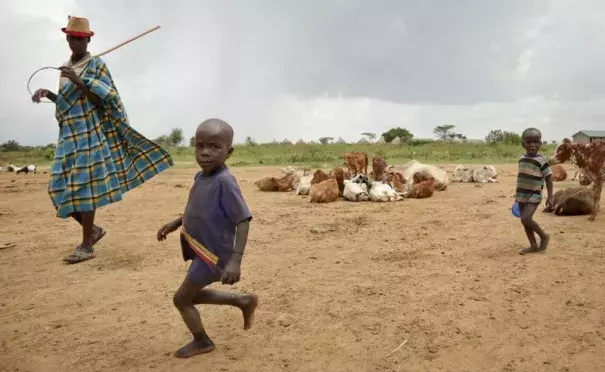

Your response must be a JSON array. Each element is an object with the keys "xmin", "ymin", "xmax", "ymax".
[{"xmin": 1, "ymin": 164, "xmax": 604, "ymax": 372}]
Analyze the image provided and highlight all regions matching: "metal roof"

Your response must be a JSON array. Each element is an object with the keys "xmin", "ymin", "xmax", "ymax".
[{"xmin": 573, "ymin": 130, "xmax": 605, "ymax": 138}]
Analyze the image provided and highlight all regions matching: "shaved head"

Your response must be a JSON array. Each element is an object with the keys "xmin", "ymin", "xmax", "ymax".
[
  {"xmin": 522, "ymin": 127, "xmax": 542, "ymax": 140},
  {"xmin": 196, "ymin": 118, "xmax": 234, "ymax": 147}
]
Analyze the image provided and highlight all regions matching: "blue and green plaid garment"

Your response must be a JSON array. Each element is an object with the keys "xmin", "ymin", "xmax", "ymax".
[{"xmin": 49, "ymin": 57, "xmax": 173, "ymax": 218}]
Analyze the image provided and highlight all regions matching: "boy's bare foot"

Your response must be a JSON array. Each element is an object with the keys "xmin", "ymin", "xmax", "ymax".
[
  {"xmin": 537, "ymin": 233, "xmax": 550, "ymax": 252},
  {"xmin": 519, "ymin": 245, "xmax": 539, "ymax": 255},
  {"xmin": 174, "ymin": 338, "xmax": 215, "ymax": 358},
  {"xmin": 240, "ymin": 294, "xmax": 258, "ymax": 330}
]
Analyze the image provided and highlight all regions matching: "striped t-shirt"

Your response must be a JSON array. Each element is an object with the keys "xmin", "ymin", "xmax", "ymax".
[{"xmin": 515, "ymin": 154, "xmax": 552, "ymax": 204}]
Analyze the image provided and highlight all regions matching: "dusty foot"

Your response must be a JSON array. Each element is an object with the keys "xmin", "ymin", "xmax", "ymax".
[
  {"xmin": 241, "ymin": 294, "xmax": 259, "ymax": 330},
  {"xmin": 519, "ymin": 245, "xmax": 539, "ymax": 255},
  {"xmin": 92, "ymin": 226, "xmax": 106, "ymax": 245},
  {"xmin": 537, "ymin": 233, "xmax": 550, "ymax": 252},
  {"xmin": 63, "ymin": 244, "xmax": 95, "ymax": 264},
  {"xmin": 174, "ymin": 338, "xmax": 215, "ymax": 358}
]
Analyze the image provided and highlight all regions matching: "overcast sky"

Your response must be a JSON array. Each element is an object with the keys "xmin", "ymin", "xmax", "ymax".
[{"xmin": 2, "ymin": 0, "xmax": 604, "ymax": 145}]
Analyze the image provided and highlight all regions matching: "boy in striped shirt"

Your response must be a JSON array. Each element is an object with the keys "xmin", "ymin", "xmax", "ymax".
[{"xmin": 516, "ymin": 128, "xmax": 554, "ymax": 255}]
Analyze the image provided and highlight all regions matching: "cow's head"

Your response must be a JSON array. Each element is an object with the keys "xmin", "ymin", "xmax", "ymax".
[
  {"xmin": 550, "ymin": 138, "xmax": 573, "ymax": 165},
  {"xmin": 351, "ymin": 173, "xmax": 371, "ymax": 187}
]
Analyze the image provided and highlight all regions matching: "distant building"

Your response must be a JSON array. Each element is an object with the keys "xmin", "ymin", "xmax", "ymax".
[
  {"xmin": 335, "ymin": 137, "xmax": 347, "ymax": 144},
  {"xmin": 572, "ymin": 130, "xmax": 605, "ymax": 143}
]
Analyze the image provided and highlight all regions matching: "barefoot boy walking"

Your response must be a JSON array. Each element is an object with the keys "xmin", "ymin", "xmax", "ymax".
[
  {"xmin": 516, "ymin": 128, "xmax": 553, "ymax": 255},
  {"xmin": 157, "ymin": 118, "xmax": 258, "ymax": 358}
]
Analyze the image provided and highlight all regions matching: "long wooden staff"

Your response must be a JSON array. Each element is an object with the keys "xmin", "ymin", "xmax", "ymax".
[{"xmin": 94, "ymin": 25, "xmax": 161, "ymax": 57}]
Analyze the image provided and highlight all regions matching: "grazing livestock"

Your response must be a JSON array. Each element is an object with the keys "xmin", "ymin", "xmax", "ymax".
[
  {"xmin": 343, "ymin": 152, "xmax": 368, "ymax": 176},
  {"xmin": 550, "ymin": 164, "xmax": 567, "ymax": 182},
  {"xmin": 309, "ymin": 178, "xmax": 339, "ymax": 203},
  {"xmin": 407, "ymin": 178, "xmax": 435, "ymax": 199},
  {"xmin": 16, "ymin": 164, "xmax": 37, "ymax": 175},
  {"xmin": 371, "ymin": 155, "xmax": 387, "ymax": 181},
  {"xmin": 295, "ymin": 175, "xmax": 313, "ymax": 195},
  {"xmin": 255, "ymin": 172, "xmax": 297, "ymax": 192},
  {"xmin": 401, "ymin": 160, "xmax": 449, "ymax": 191},
  {"xmin": 6, "ymin": 165, "xmax": 17, "ymax": 172},
  {"xmin": 550, "ymin": 138, "xmax": 605, "ymax": 220},
  {"xmin": 343, "ymin": 179, "xmax": 371, "ymax": 201},
  {"xmin": 311, "ymin": 169, "xmax": 330, "ymax": 185},
  {"xmin": 543, "ymin": 186, "xmax": 595, "ymax": 216},
  {"xmin": 368, "ymin": 181, "xmax": 402, "ymax": 202}
]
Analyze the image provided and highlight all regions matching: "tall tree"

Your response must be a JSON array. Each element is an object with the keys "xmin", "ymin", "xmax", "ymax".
[
  {"xmin": 361, "ymin": 132, "xmax": 376, "ymax": 142},
  {"xmin": 168, "ymin": 128, "xmax": 184, "ymax": 147},
  {"xmin": 245, "ymin": 136, "xmax": 257, "ymax": 146},
  {"xmin": 381, "ymin": 127, "xmax": 413, "ymax": 143},
  {"xmin": 318, "ymin": 137, "xmax": 334, "ymax": 145},
  {"xmin": 433, "ymin": 125, "xmax": 456, "ymax": 140}
]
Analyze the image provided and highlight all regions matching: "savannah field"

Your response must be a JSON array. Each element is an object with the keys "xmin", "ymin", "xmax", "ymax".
[{"xmin": 1, "ymin": 142, "xmax": 605, "ymax": 372}]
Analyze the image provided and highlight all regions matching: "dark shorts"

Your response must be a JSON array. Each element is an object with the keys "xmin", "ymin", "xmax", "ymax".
[{"xmin": 187, "ymin": 256, "xmax": 223, "ymax": 287}]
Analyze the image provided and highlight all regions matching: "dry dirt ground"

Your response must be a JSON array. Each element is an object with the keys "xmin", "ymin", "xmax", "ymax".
[{"xmin": 1, "ymin": 163, "xmax": 605, "ymax": 372}]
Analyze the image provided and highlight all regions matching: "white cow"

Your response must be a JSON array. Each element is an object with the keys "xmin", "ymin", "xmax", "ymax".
[
  {"xmin": 295, "ymin": 175, "xmax": 313, "ymax": 195},
  {"xmin": 472, "ymin": 165, "xmax": 497, "ymax": 183},
  {"xmin": 369, "ymin": 181, "xmax": 403, "ymax": 202},
  {"xmin": 452, "ymin": 165, "xmax": 474, "ymax": 182},
  {"xmin": 400, "ymin": 160, "xmax": 449, "ymax": 191},
  {"xmin": 343, "ymin": 179, "xmax": 371, "ymax": 201}
]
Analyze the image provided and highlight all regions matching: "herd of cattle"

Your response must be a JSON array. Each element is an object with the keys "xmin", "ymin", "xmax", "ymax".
[
  {"xmin": 255, "ymin": 152, "xmax": 501, "ymax": 203},
  {"xmin": 254, "ymin": 138, "xmax": 605, "ymax": 221}
]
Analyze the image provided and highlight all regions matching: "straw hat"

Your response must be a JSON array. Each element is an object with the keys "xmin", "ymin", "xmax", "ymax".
[{"xmin": 61, "ymin": 16, "xmax": 94, "ymax": 37}]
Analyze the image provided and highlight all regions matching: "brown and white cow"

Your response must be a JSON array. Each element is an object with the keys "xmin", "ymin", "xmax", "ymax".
[
  {"xmin": 381, "ymin": 170, "xmax": 406, "ymax": 193},
  {"xmin": 343, "ymin": 152, "xmax": 369, "ymax": 176},
  {"xmin": 550, "ymin": 138, "xmax": 605, "ymax": 220}
]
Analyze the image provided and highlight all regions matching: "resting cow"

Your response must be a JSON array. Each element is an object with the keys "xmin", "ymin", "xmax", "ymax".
[
  {"xmin": 550, "ymin": 138, "xmax": 605, "ymax": 221},
  {"xmin": 543, "ymin": 186, "xmax": 594, "ymax": 216}
]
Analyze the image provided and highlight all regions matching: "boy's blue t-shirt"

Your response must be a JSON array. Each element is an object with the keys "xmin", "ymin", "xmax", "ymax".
[{"xmin": 181, "ymin": 165, "xmax": 252, "ymax": 269}]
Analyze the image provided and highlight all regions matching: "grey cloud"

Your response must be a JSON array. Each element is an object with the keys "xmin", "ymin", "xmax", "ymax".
[{"xmin": 2, "ymin": 0, "xmax": 604, "ymax": 146}]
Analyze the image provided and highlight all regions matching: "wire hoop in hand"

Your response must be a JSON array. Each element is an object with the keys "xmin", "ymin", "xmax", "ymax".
[{"xmin": 27, "ymin": 66, "xmax": 60, "ymax": 104}]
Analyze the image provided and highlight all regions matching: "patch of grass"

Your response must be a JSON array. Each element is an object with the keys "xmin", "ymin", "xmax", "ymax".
[{"xmin": 0, "ymin": 142, "xmax": 556, "ymax": 169}]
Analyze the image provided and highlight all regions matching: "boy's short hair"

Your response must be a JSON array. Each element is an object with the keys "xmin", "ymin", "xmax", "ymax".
[{"xmin": 522, "ymin": 127, "xmax": 541, "ymax": 139}]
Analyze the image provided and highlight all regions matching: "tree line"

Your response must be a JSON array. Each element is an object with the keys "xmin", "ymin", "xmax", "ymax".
[{"xmin": 0, "ymin": 126, "xmax": 558, "ymax": 152}]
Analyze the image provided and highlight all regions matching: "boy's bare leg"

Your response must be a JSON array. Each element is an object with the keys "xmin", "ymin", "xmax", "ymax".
[
  {"xmin": 172, "ymin": 278, "xmax": 259, "ymax": 358},
  {"xmin": 192, "ymin": 288, "xmax": 258, "ymax": 330},
  {"xmin": 519, "ymin": 203, "xmax": 549, "ymax": 254},
  {"xmin": 173, "ymin": 279, "xmax": 216, "ymax": 358}
]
